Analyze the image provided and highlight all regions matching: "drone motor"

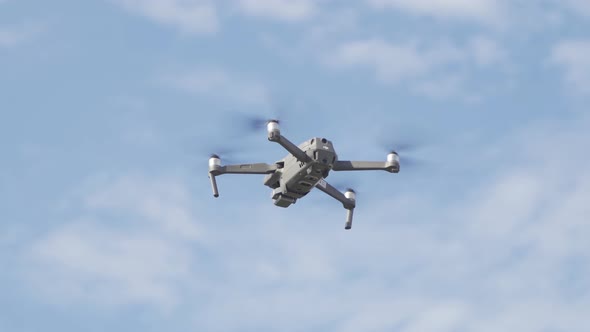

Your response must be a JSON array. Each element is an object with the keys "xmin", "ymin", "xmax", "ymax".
[{"xmin": 267, "ymin": 120, "xmax": 280, "ymax": 140}]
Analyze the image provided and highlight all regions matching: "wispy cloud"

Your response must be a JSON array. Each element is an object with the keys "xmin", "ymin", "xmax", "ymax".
[
  {"xmin": 25, "ymin": 174, "xmax": 202, "ymax": 309},
  {"xmin": 323, "ymin": 36, "xmax": 506, "ymax": 100},
  {"xmin": 0, "ymin": 24, "xmax": 42, "ymax": 48},
  {"xmin": 560, "ymin": 0, "xmax": 590, "ymax": 17},
  {"xmin": 115, "ymin": 0, "xmax": 218, "ymax": 34},
  {"xmin": 29, "ymin": 222, "xmax": 193, "ymax": 308},
  {"xmin": 112, "ymin": 0, "xmax": 321, "ymax": 34},
  {"xmin": 551, "ymin": 39, "xmax": 590, "ymax": 95},
  {"xmin": 237, "ymin": 0, "xmax": 318, "ymax": 22},
  {"xmin": 82, "ymin": 174, "xmax": 200, "ymax": 239},
  {"xmin": 411, "ymin": 74, "xmax": 476, "ymax": 101},
  {"xmin": 469, "ymin": 36, "xmax": 506, "ymax": 67},
  {"xmin": 326, "ymin": 38, "xmax": 463, "ymax": 82},
  {"xmin": 0, "ymin": 29, "xmax": 22, "ymax": 48},
  {"xmin": 162, "ymin": 66, "xmax": 271, "ymax": 105},
  {"xmin": 366, "ymin": 0, "xmax": 503, "ymax": 24}
]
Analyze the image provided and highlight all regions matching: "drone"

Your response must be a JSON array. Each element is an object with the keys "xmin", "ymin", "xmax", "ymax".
[{"xmin": 208, "ymin": 120, "xmax": 400, "ymax": 230}]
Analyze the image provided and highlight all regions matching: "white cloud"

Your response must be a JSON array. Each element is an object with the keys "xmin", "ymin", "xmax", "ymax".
[
  {"xmin": 82, "ymin": 174, "xmax": 200, "ymax": 239},
  {"xmin": 25, "ymin": 174, "xmax": 202, "ymax": 309},
  {"xmin": 560, "ymin": 0, "xmax": 590, "ymax": 17},
  {"xmin": 113, "ymin": 0, "xmax": 322, "ymax": 34},
  {"xmin": 323, "ymin": 37, "xmax": 506, "ymax": 99},
  {"xmin": 469, "ymin": 36, "xmax": 506, "ymax": 66},
  {"xmin": 411, "ymin": 74, "xmax": 481, "ymax": 102},
  {"xmin": 0, "ymin": 25, "xmax": 41, "ymax": 48},
  {"xmin": 366, "ymin": 0, "xmax": 502, "ymax": 23},
  {"xmin": 551, "ymin": 39, "xmax": 590, "ymax": 95},
  {"xmin": 466, "ymin": 171, "xmax": 541, "ymax": 237},
  {"xmin": 29, "ymin": 222, "xmax": 193, "ymax": 308},
  {"xmin": 162, "ymin": 66, "xmax": 270, "ymax": 105},
  {"xmin": 304, "ymin": 8, "xmax": 359, "ymax": 42},
  {"xmin": 237, "ymin": 0, "xmax": 318, "ymax": 21},
  {"xmin": 326, "ymin": 38, "xmax": 464, "ymax": 83},
  {"xmin": 115, "ymin": 0, "xmax": 218, "ymax": 34}
]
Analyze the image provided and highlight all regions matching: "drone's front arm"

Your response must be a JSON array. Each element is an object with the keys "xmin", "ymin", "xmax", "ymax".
[
  {"xmin": 266, "ymin": 121, "xmax": 311, "ymax": 163},
  {"xmin": 208, "ymin": 158, "xmax": 278, "ymax": 197},
  {"xmin": 332, "ymin": 160, "xmax": 399, "ymax": 173},
  {"xmin": 315, "ymin": 179, "xmax": 356, "ymax": 230}
]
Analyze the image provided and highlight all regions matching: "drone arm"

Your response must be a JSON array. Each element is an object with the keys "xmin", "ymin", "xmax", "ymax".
[
  {"xmin": 266, "ymin": 124, "xmax": 311, "ymax": 162},
  {"xmin": 208, "ymin": 162, "xmax": 278, "ymax": 197},
  {"xmin": 283, "ymin": 136, "xmax": 311, "ymax": 162},
  {"xmin": 332, "ymin": 160, "xmax": 399, "ymax": 173},
  {"xmin": 210, "ymin": 163, "xmax": 278, "ymax": 176},
  {"xmin": 271, "ymin": 135, "xmax": 311, "ymax": 162},
  {"xmin": 315, "ymin": 179, "xmax": 356, "ymax": 230},
  {"xmin": 315, "ymin": 179, "xmax": 354, "ymax": 209}
]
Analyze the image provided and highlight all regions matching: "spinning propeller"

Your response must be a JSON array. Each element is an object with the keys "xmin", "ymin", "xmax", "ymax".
[
  {"xmin": 243, "ymin": 116, "xmax": 281, "ymax": 132},
  {"xmin": 232, "ymin": 93, "xmax": 291, "ymax": 134},
  {"xmin": 378, "ymin": 137, "xmax": 425, "ymax": 169},
  {"xmin": 192, "ymin": 146, "xmax": 244, "ymax": 165}
]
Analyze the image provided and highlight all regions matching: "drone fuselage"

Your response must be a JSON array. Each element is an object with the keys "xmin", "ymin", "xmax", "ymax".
[{"xmin": 264, "ymin": 137, "xmax": 336, "ymax": 207}]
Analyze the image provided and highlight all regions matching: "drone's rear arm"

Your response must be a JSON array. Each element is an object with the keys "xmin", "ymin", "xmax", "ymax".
[
  {"xmin": 315, "ymin": 179, "xmax": 356, "ymax": 230},
  {"xmin": 208, "ymin": 160, "xmax": 278, "ymax": 197},
  {"xmin": 210, "ymin": 163, "xmax": 278, "ymax": 175}
]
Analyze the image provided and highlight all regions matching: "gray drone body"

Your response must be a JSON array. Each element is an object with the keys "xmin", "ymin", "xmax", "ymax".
[{"xmin": 208, "ymin": 121, "xmax": 400, "ymax": 230}]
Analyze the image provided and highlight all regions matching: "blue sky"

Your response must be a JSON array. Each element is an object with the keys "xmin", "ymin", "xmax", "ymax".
[{"xmin": 2, "ymin": 0, "xmax": 590, "ymax": 331}]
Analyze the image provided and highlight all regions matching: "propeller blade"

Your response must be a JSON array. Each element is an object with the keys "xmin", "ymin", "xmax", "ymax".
[
  {"xmin": 243, "ymin": 115, "xmax": 275, "ymax": 131},
  {"xmin": 330, "ymin": 179, "xmax": 361, "ymax": 197},
  {"xmin": 226, "ymin": 113, "xmax": 280, "ymax": 134},
  {"xmin": 208, "ymin": 151, "xmax": 241, "ymax": 164},
  {"xmin": 376, "ymin": 124, "xmax": 427, "ymax": 154},
  {"xmin": 185, "ymin": 144, "xmax": 244, "ymax": 164},
  {"xmin": 400, "ymin": 156, "xmax": 424, "ymax": 169},
  {"xmin": 392, "ymin": 142, "xmax": 419, "ymax": 153},
  {"xmin": 379, "ymin": 139, "xmax": 422, "ymax": 154},
  {"xmin": 377, "ymin": 131, "xmax": 429, "ymax": 171},
  {"xmin": 229, "ymin": 93, "xmax": 292, "ymax": 134}
]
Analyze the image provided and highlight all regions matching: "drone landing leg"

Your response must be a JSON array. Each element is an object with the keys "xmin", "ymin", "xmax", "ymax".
[
  {"xmin": 209, "ymin": 173, "xmax": 219, "ymax": 197},
  {"xmin": 345, "ymin": 208, "xmax": 354, "ymax": 230},
  {"xmin": 315, "ymin": 179, "xmax": 357, "ymax": 230}
]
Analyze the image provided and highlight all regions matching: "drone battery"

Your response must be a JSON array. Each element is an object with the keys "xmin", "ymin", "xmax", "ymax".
[{"xmin": 272, "ymin": 194, "xmax": 296, "ymax": 208}]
